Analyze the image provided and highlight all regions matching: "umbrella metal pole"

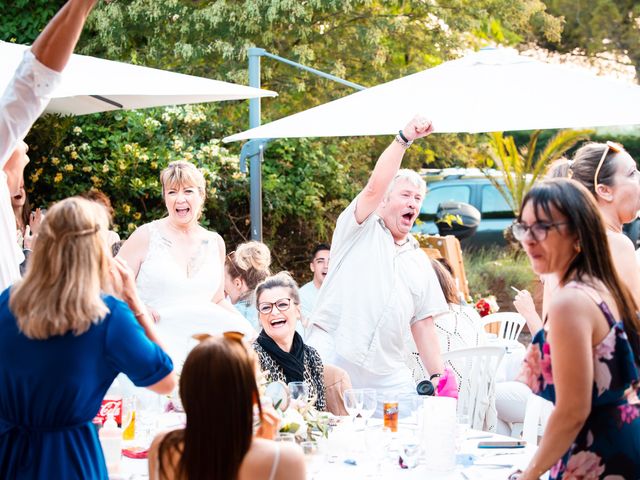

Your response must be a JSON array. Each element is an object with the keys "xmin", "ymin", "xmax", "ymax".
[
  {"xmin": 248, "ymin": 48, "xmax": 263, "ymax": 241},
  {"xmin": 245, "ymin": 47, "xmax": 365, "ymax": 242}
]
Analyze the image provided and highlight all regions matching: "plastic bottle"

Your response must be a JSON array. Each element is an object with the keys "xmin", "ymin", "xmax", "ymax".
[
  {"xmin": 99, "ymin": 413, "xmax": 122, "ymax": 474},
  {"xmin": 99, "ymin": 377, "xmax": 123, "ymax": 426}
]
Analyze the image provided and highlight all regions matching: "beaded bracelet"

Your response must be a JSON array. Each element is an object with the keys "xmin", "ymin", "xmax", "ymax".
[{"xmin": 394, "ymin": 134, "xmax": 413, "ymax": 149}]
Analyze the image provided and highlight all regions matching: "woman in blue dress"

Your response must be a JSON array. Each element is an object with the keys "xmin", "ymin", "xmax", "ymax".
[
  {"xmin": 511, "ymin": 178, "xmax": 640, "ymax": 480},
  {"xmin": 0, "ymin": 197, "xmax": 176, "ymax": 479}
]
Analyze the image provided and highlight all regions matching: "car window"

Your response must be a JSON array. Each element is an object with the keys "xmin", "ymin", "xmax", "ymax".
[
  {"xmin": 422, "ymin": 185, "xmax": 471, "ymax": 216},
  {"xmin": 481, "ymin": 185, "xmax": 514, "ymax": 218}
]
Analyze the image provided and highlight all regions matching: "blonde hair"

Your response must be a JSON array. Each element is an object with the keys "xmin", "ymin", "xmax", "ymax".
[
  {"xmin": 226, "ymin": 242, "xmax": 272, "ymax": 297},
  {"xmin": 160, "ymin": 161, "xmax": 206, "ymax": 199},
  {"xmin": 10, "ymin": 197, "xmax": 111, "ymax": 339}
]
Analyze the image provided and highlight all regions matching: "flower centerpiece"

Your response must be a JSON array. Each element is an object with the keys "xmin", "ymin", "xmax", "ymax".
[
  {"xmin": 258, "ymin": 370, "xmax": 331, "ymax": 442},
  {"xmin": 475, "ymin": 295, "xmax": 499, "ymax": 317}
]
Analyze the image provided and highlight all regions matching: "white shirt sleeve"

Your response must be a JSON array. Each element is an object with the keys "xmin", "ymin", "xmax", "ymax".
[
  {"xmin": 0, "ymin": 50, "xmax": 62, "ymax": 290},
  {"xmin": 0, "ymin": 50, "xmax": 62, "ymax": 168}
]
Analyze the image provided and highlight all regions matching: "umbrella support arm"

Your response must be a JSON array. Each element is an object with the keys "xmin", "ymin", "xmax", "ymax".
[{"xmin": 246, "ymin": 47, "xmax": 365, "ymax": 241}]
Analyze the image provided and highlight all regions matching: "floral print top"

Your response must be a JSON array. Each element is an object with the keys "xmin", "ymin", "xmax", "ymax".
[{"xmin": 518, "ymin": 286, "xmax": 640, "ymax": 479}]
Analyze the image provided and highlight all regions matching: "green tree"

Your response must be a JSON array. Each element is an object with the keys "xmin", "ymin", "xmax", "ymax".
[
  {"xmin": 480, "ymin": 129, "xmax": 591, "ymax": 215},
  {"xmin": 19, "ymin": 0, "xmax": 564, "ymax": 278},
  {"xmin": 0, "ymin": 0, "xmax": 65, "ymax": 44},
  {"xmin": 538, "ymin": 1, "xmax": 640, "ymax": 81}
]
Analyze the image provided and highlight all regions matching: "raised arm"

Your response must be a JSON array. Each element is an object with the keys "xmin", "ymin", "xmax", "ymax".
[
  {"xmin": 31, "ymin": 0, "xmax": 98, "ymax": 72},
  {"xmin": 354, "ymin": 116, "xmax": 433, "ymax": 224},
  {"xmin": 1, "ymin": 0, "xmax": 99, "ymax": 170}
]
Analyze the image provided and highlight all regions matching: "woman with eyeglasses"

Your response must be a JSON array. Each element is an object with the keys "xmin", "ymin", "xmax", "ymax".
[
  {"xmin": 117, "ymin": 161, "xmax": 255, "ymax": 367},
  {"xmin": 252, "ymin": 272, "xmax": 327, "ymax": 411},
  {"xmin": 509, "ymin": 179, "xmax": 640, "ymax": 480},
  {"xmin": 148, "ymin": 334, "xmax": 305, "ymax": 480},
  {"xmin": 514, "ymin": 144, "xmax": 640, "ymax": 339}
]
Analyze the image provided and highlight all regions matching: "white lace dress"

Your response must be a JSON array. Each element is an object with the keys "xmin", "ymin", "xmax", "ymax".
[{"xmin": 136, "ymin": 221, "xmax": 256, "ymax": 369}]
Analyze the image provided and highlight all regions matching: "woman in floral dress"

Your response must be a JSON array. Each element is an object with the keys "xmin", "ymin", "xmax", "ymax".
[{"xmin": 511, "ymin": 178, "xmax": 640, "ymax": 480}]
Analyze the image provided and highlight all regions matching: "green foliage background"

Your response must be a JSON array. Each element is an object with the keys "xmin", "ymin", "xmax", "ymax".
[{"xmin": 8, "ymin": 0, "xmax": 628, "ymax": 281}]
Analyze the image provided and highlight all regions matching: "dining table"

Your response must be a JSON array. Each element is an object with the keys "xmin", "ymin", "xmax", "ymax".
[{"xmin": 115, "ymin": 412, "xmax": 538, "ymax": 480}]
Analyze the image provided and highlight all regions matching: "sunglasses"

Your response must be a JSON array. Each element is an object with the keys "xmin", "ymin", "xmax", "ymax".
[
  {"xmin": 594, "ymin": 141, "xmax": 623, "ymax": 189},
  {"xmin": 257, "ymin": 298, "xmax": 292, "ymax": 315}
]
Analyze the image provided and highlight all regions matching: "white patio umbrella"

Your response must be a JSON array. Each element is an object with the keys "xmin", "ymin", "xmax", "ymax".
[
  {"xmin": 1, "ymin": 41, "xmax": 276, "ymax": 116},
  {"xmin": 223, "ymin": 47, "xmax": 640, "ymax": 142}
]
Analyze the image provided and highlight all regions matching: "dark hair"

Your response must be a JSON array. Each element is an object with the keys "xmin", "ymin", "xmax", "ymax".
[
  {"xmin": 430, "ymin": 258, "xmax": 460, "ymax": 305},
  {"xmin": 518, "ymin": 178, "xmax": 640, "ymax": 362},
  {"xmin": 255, "ymin": 271, "xmax": 301, "ymax": 307},
  {"xmin": 570, "ymin": 142, "xmax": 624, "ymax": 196},
  {"xmin": 436, "ymin": 257, "xmax": 454, "ymax": 276},
  {"xmin": 310, "ymin": 243, "xmax": 330, "ymax": 261},
  {"xmin": 158, "ymin": 336, "xmax": 261, "ymax": 480}
]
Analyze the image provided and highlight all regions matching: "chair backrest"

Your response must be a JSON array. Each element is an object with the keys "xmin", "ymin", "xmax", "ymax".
[
  {"xmin": 441, "ymin": 345, "xmax": 505, "ymax": 430},
  {"xmin": 481, "ymin": 312, "xmax": 526, "ymax": 341},
  {"xmin": 521, "ymin": 393, "xmax": 554, "ymax": 445},
  {"xmin": 323, "ymin": 364, "xmax": 353, "ymax": 416}
]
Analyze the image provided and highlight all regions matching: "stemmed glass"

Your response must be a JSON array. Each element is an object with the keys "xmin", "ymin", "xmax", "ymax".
[
  {"xmin": 360, "ymin": 389, "xmax": 377, "ymax": 426},
  {"xmin": 343, "ymin": 389, "xmax": 361, "ymax": 422},
  {"xmin": 288, "ymin": 381, "xmax": 309, "ymax": 409}
]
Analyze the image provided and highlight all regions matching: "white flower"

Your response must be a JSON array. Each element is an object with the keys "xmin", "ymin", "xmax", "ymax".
[{"xmin": 280, "ymin": 408, "xmax": 307, "ymax": 438}]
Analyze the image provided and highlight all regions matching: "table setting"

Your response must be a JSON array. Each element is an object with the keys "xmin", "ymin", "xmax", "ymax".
[{"xmin": 113, "ymin": 384, "xmax": 537, "ymax": 480}]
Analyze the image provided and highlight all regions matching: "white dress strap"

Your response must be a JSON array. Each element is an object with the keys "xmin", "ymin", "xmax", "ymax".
[{"xmin": 267, "ymin": 443, "xmax": 281, "ymax": 480}]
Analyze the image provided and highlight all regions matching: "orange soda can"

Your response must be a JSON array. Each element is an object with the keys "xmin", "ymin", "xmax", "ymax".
[{"xmin": 383, "ymin": 401, "xmax": 399, "ymax": 432}]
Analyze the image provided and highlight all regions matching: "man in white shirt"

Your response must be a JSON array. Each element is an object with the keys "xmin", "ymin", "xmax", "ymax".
[
  {"xmin": 1, "ymin": 0, "xmax": 99, "ymax": 290},
  {"xmin": 299, "ymin": 243, "xmax": 330, "ymax": 321},
  {"xmin": 306, "ymin": 116, "xmax": 448, "ymax": 406}
]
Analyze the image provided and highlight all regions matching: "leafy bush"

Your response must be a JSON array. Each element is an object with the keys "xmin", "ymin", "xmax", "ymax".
[
  {"xmin": 24, "ymin": 104, "xmax": 359, "ymax": 280},
  {"xmin": 464, "ymin": 247, "xmax": 536, "ymax": 311}
]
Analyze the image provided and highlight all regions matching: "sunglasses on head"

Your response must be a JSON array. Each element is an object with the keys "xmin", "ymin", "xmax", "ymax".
[{"xmin": 594, "ymin": 141, "xmax": 624, "ymax": 189}]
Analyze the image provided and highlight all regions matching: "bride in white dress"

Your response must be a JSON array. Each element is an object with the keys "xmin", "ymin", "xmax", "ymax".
[{"xmin": 118, "ymin": 161, "xmax": 255, "ymax": 368}]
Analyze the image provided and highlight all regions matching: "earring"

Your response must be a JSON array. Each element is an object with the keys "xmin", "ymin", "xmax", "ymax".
[{"xmin": 574, "ymin": 242, "xmax": 581, "ymax": 253}]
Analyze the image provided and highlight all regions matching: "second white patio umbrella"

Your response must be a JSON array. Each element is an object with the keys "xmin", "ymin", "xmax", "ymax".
[
  {"xmin": 1, "ymin": 41, "xmax": 276, "ymax": 116},
  {"xmin": 224, "ymin": 47, "xmax": 640, "ymax": 141}
]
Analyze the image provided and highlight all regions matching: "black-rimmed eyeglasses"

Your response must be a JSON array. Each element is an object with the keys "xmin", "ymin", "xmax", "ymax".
[
  {"xmin": 511, "ymin": 221, "xmax": 569, "ymax": 242},
  {"xmin": 257, "ymin": 298, "xmax": 292, "ymax": 315}
]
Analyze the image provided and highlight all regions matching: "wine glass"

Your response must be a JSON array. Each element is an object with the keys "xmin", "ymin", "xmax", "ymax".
[
  {"xmin": 288, "ymin": 381, "xmax": 309, "ymax": 409},
  {"xmin": 360, "ymin": 389, "xmax": 377, "ymax": 426},
  {"xmin": 343, "ymin": 389, "xmax": 361, "ymax": 425}
]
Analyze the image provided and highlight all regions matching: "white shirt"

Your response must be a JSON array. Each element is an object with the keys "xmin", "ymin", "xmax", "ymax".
[
  {"xmin": 299, "ymin": 281, "xmax": 320, "ymax": 321},
  {"xmin": 0, "ymin": 50, "xmax": 61, "ymax": 290},
  {"xmin": 307, "ymin": 197, "xmax": 448, "ymax": 376}
]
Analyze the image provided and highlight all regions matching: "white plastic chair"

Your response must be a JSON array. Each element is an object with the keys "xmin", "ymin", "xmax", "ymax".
[
  {"xmin": 481, "ymin": 312, "xmax": 526, "ymax": 342},
  {"xmin": 441, "ymin": 345, "xmax": 505, "ymax": 430},
  {"xmin": 521, "ymin": 393, "xmax": 554, "ymax": 445}
]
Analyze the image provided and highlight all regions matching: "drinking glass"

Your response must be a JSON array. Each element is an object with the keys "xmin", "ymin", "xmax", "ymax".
[
  {"xmin": 275, "ymin": 432, "xmax": 297, "ymax": 443},
  {"xmin": 399, "ymin": 435, "xmax": 421, "ymax": 469},
  {"xmin": 363, "ymin": 425, "xmax": 388, "ymax": 477},
  {"xmin": 301, "ymin": 440, "xmax": 323, "ymax": 479},
  {"xmin": 343, "ymin": 389, "xmax": 361, "ymax": 423},
  {"xmin": 360, "ymin": 389, "xmax": 377, "ymax": 426},
  {"xmin": 288, "ymin": 381, "xmax": 309, "ymax": 408}
]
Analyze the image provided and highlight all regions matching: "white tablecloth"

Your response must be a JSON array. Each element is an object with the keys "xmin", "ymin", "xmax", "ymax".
[{"xmin": 116, "ymin": 424, "xmax": 536, "ymax": 479}]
